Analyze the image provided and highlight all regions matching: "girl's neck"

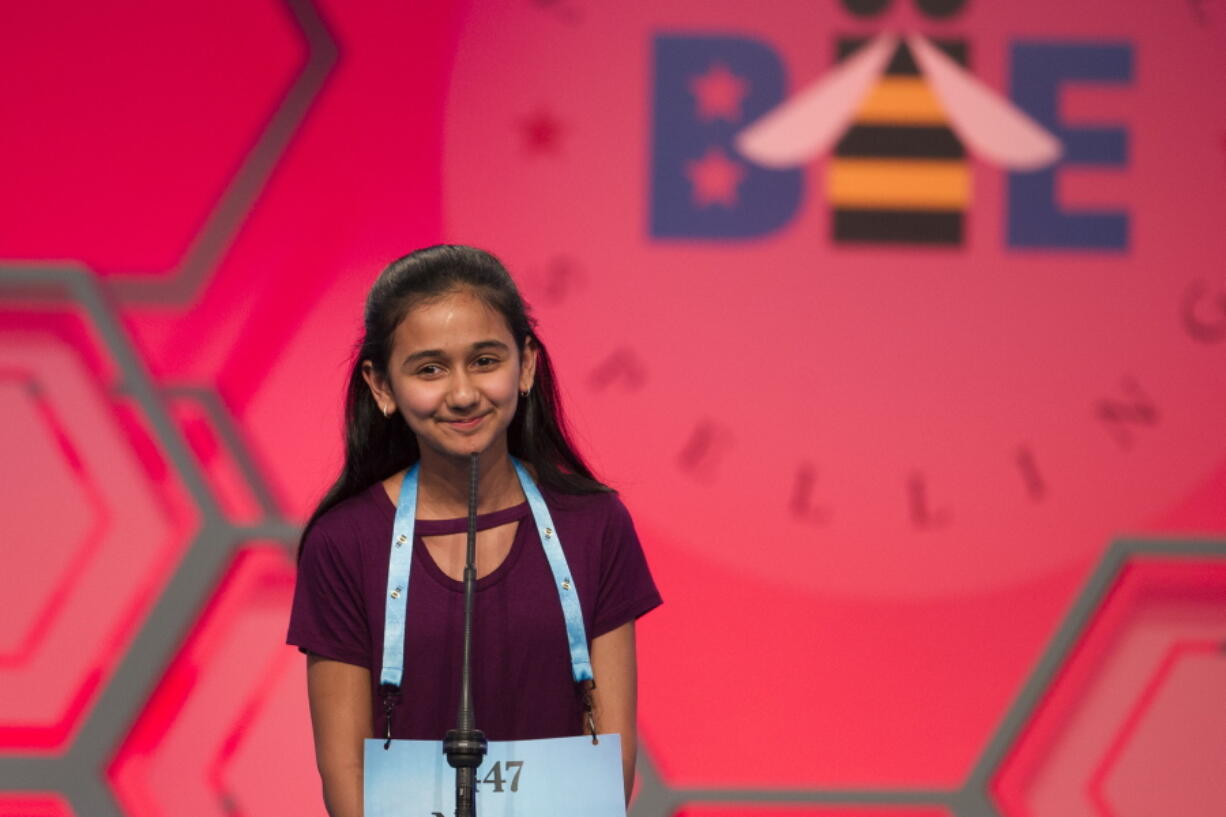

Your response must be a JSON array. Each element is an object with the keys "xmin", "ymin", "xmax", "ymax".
[{"xmin": 414, "ymin": 443, "xmax": 524, "ymax": 519}]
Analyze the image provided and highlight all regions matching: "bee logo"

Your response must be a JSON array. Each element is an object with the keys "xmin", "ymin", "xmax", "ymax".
[
  {"xmin": 648, "ymin": 8, "xmax": 1131, "ymax": 249},
  {"xmin": 736, "ymin": 1, "xmax": 1061, "ymax": 245}
]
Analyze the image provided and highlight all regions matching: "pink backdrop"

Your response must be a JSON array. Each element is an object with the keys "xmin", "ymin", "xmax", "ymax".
[{"xmin": 2, "ymin": 1, "xmax": 1225, "ymax": 815}]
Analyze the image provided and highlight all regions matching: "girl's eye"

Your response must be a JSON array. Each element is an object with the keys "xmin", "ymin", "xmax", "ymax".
[
  {"xmin": 416, "ymin": 364, "xmax": 443, "ymax": 376},
  {"xmin": 473, "ymin": 356, "xmax": 499, "ymax": 368}
]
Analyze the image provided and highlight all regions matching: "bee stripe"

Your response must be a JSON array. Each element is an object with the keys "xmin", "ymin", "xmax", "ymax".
[
  {"xmin": 837, "ymin": 125, "xmax": 964, "ymax": 158},
  {"xmin": 832, "ymin": 210, "xmax": 962, "ymax": 244},
  {"xmin": 831, "ymin": 38, "xmax": 969, "ymax": 245},
  {"xmin": 827, "ymin": 159, "xmax": 969, "ymax": 209},
  {"xmin": 854, "ymin": 78, "xmax": 948, "ymax": 125}
]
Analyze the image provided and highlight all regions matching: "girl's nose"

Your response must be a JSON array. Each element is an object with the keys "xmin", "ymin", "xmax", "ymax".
[{"xmin": 446, "ymin": 371, "xmax": 479, "ymax": 409}]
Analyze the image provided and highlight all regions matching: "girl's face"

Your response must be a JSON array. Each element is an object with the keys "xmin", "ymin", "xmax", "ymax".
[{"xmin": 363, "ymin": 289, "xmax": 536, "ymax": 463}]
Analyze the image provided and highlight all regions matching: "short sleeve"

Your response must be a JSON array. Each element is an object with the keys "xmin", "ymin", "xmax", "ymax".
[
  {"xmin": 286, "ymin": 523, "xmax": 372, "ymax": 668},
  {"xmin": 590, "ymin": 496, "xmax": 663, "ymax": 639}
]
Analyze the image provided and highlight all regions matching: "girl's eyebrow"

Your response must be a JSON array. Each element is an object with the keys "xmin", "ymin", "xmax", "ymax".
[{"xmin": 400, "ymin": 340, "xmax": 510, "ymax": 369}]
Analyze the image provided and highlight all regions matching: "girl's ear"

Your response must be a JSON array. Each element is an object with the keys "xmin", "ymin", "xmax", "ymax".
[
  {"xmin": 361, "ymin": 360, "xmax": 396, "ymax": 416},
  {"xmin": 519, "ymin": 338, "xmax": 539, "ymax": 394}
]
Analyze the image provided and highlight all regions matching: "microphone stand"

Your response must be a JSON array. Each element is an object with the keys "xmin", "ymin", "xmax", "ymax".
[{"xmin": 443, "ymin": 452, "xmax": 487, "ymax": 817}]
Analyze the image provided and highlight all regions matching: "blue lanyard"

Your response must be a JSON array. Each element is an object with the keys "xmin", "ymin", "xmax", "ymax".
[{"xmin": 378, "ymin": 458, "xmax": 594, "ymax": 694}]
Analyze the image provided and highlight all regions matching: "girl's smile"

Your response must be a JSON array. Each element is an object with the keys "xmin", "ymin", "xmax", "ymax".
[{"xmin": 440, "ymin": 412, "xmax": 489, "ymax": 431}]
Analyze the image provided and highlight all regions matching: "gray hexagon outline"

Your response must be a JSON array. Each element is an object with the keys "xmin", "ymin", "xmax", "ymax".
[
  {"xmin": 106, "ymin": 0, "xmax": 338, "ymax": 305},
  {"xmin": 0, "ymin": 0, "xmax": 337, "ymax": 801},
  {"xmin": 964, "ymin": 536, "xmax": 1226, "ymax": 817},
  {"xmin": 0, "ymin": 259, "xmax": 298, "ymax": 812},
  {"xmin": 630, "ymin": 537, "xmax": 1226, "ymax": 817}
]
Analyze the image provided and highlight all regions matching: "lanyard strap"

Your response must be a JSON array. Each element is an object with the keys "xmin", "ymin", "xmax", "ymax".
[
  {"xmin": 512, "ymin": 459, "xmax": 593, "ymax": 683},
  {"xmin": 378, "ymin": 459, "xmax": 593, "ymax": 692},
  {"xmin": 379, "ymin": 463, "xmax": 420, "ymax": 689}
]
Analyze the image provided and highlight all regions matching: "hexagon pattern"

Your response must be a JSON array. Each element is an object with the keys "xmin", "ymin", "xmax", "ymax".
[
  {"xmin": 0, "ymin": 307, "xmax": 191, "ymax": 752},
  {"xmin": 2, "ymin": 1, "xmax": 1225, "ymax": 816},
  {"xmin": 993, "ymin": 558, "xmax": 1226, "ymax": 817},
  {"xmin": 110, "ymin": 545, "xmax": 322, "ymax": 817}
]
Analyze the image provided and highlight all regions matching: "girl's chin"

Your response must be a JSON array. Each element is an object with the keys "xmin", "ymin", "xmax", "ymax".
[{"xmin": 419, "ymin": 436, "xmax": 505, "ymax": 462}]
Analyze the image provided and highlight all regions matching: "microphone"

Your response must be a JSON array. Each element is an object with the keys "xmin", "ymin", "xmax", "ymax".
[{"xmin": 443, "ymin": 452, "xmax": 487, "ymax": 816}]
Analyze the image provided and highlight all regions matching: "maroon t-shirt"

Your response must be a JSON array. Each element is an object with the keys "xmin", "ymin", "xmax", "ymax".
[{"xmin": 287, "ymin": 481, "xmax": 662, "ymax": 741}]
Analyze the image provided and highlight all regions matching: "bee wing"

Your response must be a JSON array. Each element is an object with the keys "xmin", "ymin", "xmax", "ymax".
[
  {"xmin": 735, "ymin": 31, "xmax": 897, "ymax": 168},
  {"xmin": 907, "ymin": 33, "xmax": 1061, "ymax": 170}
]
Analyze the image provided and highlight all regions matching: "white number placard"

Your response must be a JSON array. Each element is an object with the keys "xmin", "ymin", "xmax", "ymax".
[{"xmin": 364, "ymin": 734, "xmax": 624, "ymax": 816}]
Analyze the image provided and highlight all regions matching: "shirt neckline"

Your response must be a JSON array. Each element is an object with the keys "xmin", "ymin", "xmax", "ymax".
[{"xmin": 369, "ymin": 481, "xmax": 532, "ymax": 592}]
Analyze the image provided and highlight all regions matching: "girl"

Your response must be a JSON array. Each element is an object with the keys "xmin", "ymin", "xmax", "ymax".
[{"xmin": 287, "ymin": 245, "xmax": 661, "ymax": 816}]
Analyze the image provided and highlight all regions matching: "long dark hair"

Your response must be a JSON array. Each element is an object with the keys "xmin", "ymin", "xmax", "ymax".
[{"xmin": 302, "ymin": 245, "xmax": 609, "ymax": 544}]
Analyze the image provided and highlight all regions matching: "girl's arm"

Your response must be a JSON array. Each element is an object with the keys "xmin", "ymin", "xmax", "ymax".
[
  {"xmin": 307, "ymin": 654, "xmax": 373, "ymax": 817},
  {"xmin": 588, "ymin": 621, "xmax": 639, "ymax": 805}
]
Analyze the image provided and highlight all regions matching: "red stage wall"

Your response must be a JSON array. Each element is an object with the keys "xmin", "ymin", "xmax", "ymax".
[{"xmin": 2, "ymin": 1, "xmax": 1225, "ymax": 815}]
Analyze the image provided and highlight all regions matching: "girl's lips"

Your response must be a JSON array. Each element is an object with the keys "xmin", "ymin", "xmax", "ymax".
[{"xmin": 442, "ymin": 413, "xmax": 487, "ymax": 430}]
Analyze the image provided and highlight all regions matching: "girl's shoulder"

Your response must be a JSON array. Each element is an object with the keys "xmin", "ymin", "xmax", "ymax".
[
  {"xmin": 541, "ymin": 484, "xmax": 624, "ymax": 515},
  {"xmin": 301, "ymin": 482, "xmax": 394, "ymax": 555},
  {"xmin": 541, "ymin": 486, "xmax": 637, "ymax": 541}
]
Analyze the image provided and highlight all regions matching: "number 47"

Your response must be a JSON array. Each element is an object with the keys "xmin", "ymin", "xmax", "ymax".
[{"xmin": 481, "ymin": 760, "xmax": 524, "ymax": 793}]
